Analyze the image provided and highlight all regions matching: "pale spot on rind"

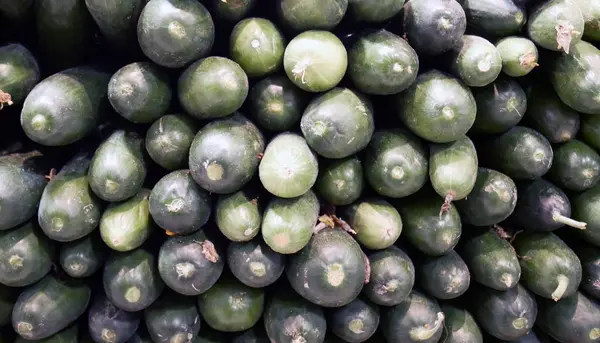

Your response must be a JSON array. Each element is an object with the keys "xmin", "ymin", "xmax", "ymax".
[
  {"xmin": 349, "ymin": 319, "xmax": 365, "ymax": 334},
  {"xmin": 9, "ymin": 255, "xmax": 23, "ymax": 269},
  {"xmin": 168, "ymin": 21, "xmax": 187, "ymax": 39},
  {"xmin": 250, "ymin": 261, "xmax": 267, "ymax": 277},
  {"xmin": 124, "ymin": 286, "xmax": 141, "ymax": 303},
  {"xmin": 101, "ymin": 328, "xmax": 117, "ymax": 343},
  {"xmin": 391, "ymin": 166, "xmax": 405, "ymax": 180},
  {"xmin": 17, "ymin": 322, "xmax": 33, "ymax": 336},
  {"xmin": 166, "ymin": 198, "xmax": 185, "ymax": 213},
  {"xmin": 272, "ymin": 232, "xmax": 290, "ymax": 249},
  {"xmin": 176, "ymin": 262, "xmax": 196, "ymax": 279},
  {"xmin": 442, "ymin": 106, "xmax": 455, "ymax": 120},
  {"xmin": 512, "ymin": 317, "xmax": 528, "ymax": 330},
  {"xmin": 267, "ymin": 102, "xmax": 283, "ymax": 113},
  {"xmin": 51, "ymin": 217, "xmax": 64, "ymax": 232},
  {"xmin": 206, "ymin": 163, "xmax": 224, "ymax": 181},
  {"xmin": 326, "ymin": 263, "xmax": 345, "ymax": 287},
  {"xmin": 30, "ymin": 114, "xmax": 48, "ymax": 132},
  {"xmin": 589, "ymin": 328, "xmax": 600, "ymax": 340},
  {"xmin": 393, "ymin": 63, "xmax": 403, "ymax": 72},
  {"xmin": 104, "ymin": 179, "xmax": 120, "ymax": 194},
  {"xmin": 251, "ymin": 39, "xmax": 260, "ymax": 48}
]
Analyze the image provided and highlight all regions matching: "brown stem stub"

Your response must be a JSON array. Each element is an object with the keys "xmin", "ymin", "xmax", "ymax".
[
  {"xmin": 0, "ymin": 90, "xmax": 13, "ymax": 110},
  {"xmin": 556, "ymin": 22, "xmax": 576, "ymax": 54},
  {"xmin": 45, "ymin": 168, "xmax": 57, "ymax": 182},
  {"xmin": 202, "ymin": 240, "xmax": 219, "ymax": 263},
  {"xmin": 164, "ymin": 229, "xmax": 177, "ymax": 237},
  {"xmin": 257, "ymin": 153, "xmax": 264, "ymax": 160},
  {"xmin": 314, "ymin": 215, "xmax": 335, "ymax": 234},
  {"xmin": 439, "ymin": 193, "xmax": 454, "ymax": 218},
  {"xmin": 519, "ymin": 51, "xmax": 539, "ymax": 68},
  {"xmin": 363, "ymin": 253, "xmax": 371, "ymax": 284},
  {"xmin": 332, "ymin": 215, "xmax": 357, "ymax": 235}
]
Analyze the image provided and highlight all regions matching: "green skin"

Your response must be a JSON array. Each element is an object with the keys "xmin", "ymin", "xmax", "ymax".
[
  {"xmin": 21, "ymin": 67, "xmax": 110, "ymax": 146},
  {"xmin": 549, "ymin": 139, "xmax": 600, "ymax": 192},
  {"xmin": 248, "ymin": 75, "xmax": 307, "ymax": 132},
  {"xmin": 0, "ymin": 152, "xmax": 46, "ymax": 230},
  {"xmin": 145, "ymin": 293, "xmax": 201, "ymax": 343},
  {"xmin": 0, "ymin": 221, "xmax": 54, "ymax": 287},
  {"xmin": 459, "ymin": 230, "xmax": 521, "ymax": 290},
  {"xmin": 149, "ymin": 170, "xmax": 212, "ymax": 235},
  {"xmin": 103, "ymin": 248, "xmax": 165, "ymax": 312},
  {"xmin": 145, "ymin": 114, "xmax": 198, "ymax": 171},
  {"xmin": 227, "ymin": 239, "xmax": 285, "ymax": 288},
  {"xmin": 381, "ymin": 291, "xmax": 445, "ymax": 343},
  {"xmin": 575, "ymin": 0, "xmax": 600, "ymax": 42},
  {"xmin": 12, "ymin": 274, "xmax": 91, "ymax": 340},
  {"xmin": 108, "ymin": 62, "xmax": 172, "ymax": 124},
  {"xmin": 537, "ymin": 291, "xmax": 600, "ymax": 343},
  {"xmin": 137, "ymin": 0, "xmax": 214, "ymax": 68},
  {"xmin": 328, "ymin": 297, "xmax": 380, "ymax": 343},
  {"xmin": 259, "ymin": 133, "xmax": 319, "ymax": 198},
  {"xmin": 528, "ymin": 0, "xmax": 584, "ymax": 53},
  {"xmin": 84, "ymin": 0, "xmax": 147, "ymax": 50},
  {"xmin": 213, "ymin": 0, "xmax": 256, "ymax": 22},
  {"xmin": 573, "ymin": 185, "xmax": 600, "ymax": 246},
  {"xmin": 264, "ymin": 292, "xmax": 326, "ymax": 343},
  {"xmin": 575, "ymin": 244, "xmax": 600, "ymax": 300},
  {"xmin": 15, "ymin": 325, "xmax": 78, "ymax": 343},
  {"xmin": 198, "ymin": 279, "xmax": 264, "ymax": 332},
  {"xmin": 581, "ymin": 114, "xmax": 600, "ymax": 152},
  {"xmin": 316, "ymin": 156, "xmax": 363, "ymax": 206},
  {"xmin": 301, "ymin": 87, "xmax": 375, "ymax": 159},
  {"xmin": 230, "ymin": 18, "xmax": 285, "ymax": 77},
  {"xmin": 495, "ymin": 37, "xmax": 539, "ymax": 77},
  {"xmin": 178, "ymin": 57, "xmax": 248, "ymax": 119},
  {"xmin": 286, "ymin": 229, "xmax": 366, "ymax": 308},
  {"xmin": 363, "ymin": 246, "xmax": 415, "ymax": 306},
  {"xmin": 87, "ymin": 294, "xmax": 140, "ymax": 343},
  {"xmin": 216, "ymin": 187, "xmax": 262, "ymax": 242},
  {"xmin": 525, "ymin": 87, "xmax": 580, "ymax": 143},
  {"xmin": 364, "ymin": 129, "xmax": 428, "ymax": 198},
  {"xmin": 261, "ymin": 190, "xmax": 320, "ymax": 254},
  {"xmin": 552, "ymin": 41, "xmax": 600, "ymax": 115},
  {"xmin": 398, "ymin": 70, "xmax": 476, "ymax": 143},
  {"xmin": 0, "ymin": 284, "xmax": 15, "ymax": 327},
  {"xmin": 458, "ymin": 0, "xmax": 526, "ymax": 36},
  {"xmin": 158, "ymin": 230, "xmax": 224, "ymax": 296},
  {"xmin": 471, "ymin": 76, "xmax": 526, "ymax": 134},
  {"xmin": 189, "ymin": 113, "xmax": 264, "ymax": 194},
  {"xmin": 456, "ymin": 168, "xmax": 517, "ymax": 226},
  {"xmin": 450, "ymin": 35, "xmax": 502, "ymax": 87},
  {"xmin": 440, "ymin": 305, "xmax": 483, "ymax": 343},
  {"xmin": 0, "ymin": 43, "xmax": 39, "ymax": 105},
  {"xmin": 514, "ymin": 232, "xmax": 582, "ymax": 301},
  {"xmin": 418, "ymin": 250, "xmax": 470, "ymax": 300},
  {"xmin": 348, "ymin": 29, "xmax": 419, "ymax": 95},
  {"xmin": 349, "ymin": 0, "xmax": 404, "ymax": 23},
  {"xmin": 344, "ymin": 198, "xmax": 402, "ymax": 250},
  {"xmin": 59, "ymin": 233, "xmax": 106, "ymax": 278},
  {"xmin": 277, "ymin": 0, "xmax": 347, "ymax": 30},
  {"xmin": 469, "ymin": 284, "xmax": 537, "ymax": 341},
  {"xmin": 38, "ymin": 152, "xmax": 103, "ymax": 242}
]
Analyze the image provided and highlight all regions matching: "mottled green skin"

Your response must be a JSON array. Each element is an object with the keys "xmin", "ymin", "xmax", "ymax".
[
  {"xmin": 137, "ymin": 0, "xmax": 214, "ymax": 68},
  {"xmin": 21, "ymin": 67, "xmax": 110, "ymax": 146},
  {"xmin": 348, "ymin": 29, "xmax": 418, "ymax": 95},
  {"xmin": 301, "ymin": 88, "xmax": 374, "ymax": 159},
  {"xmin": 277, "ymin": 0, "xmax": 347, "ymax": 30},
  {"xmin": 216, "ymin": 187, "xmax": 262, "ymax": 242},
  {"xmin": 0, "ymin": 152, "xmax": 46, "ymax": 230},
  {"xmin": 108, "ymin": 62, "xmax": 171, "ymax": 124},
  {"xmin": 450, "ymin": 35, "xmax": 502, "ymax": 87},
  {"xmin": 179, "ymin": 57, "xmax": 248, "ymax": 119},
  {"xmin": 264, "ymin": 292, "xmax": 326, "ymax": 343},
  {"xmin": 496, "ymin": 37, "xmax": 539, "ymax": 77},
  {"xmin": 189, "ymin": 113, "xmax": 264, "ymax": 194},
  {"xmin": 261, "ymin": 190, "xmax": 320, "ymax": 254},
  {"xmin": 574, "ymin": 244, "xmax": 600, "ymax": 300},
  {"xmin": 573, "ymin": 185, "xmax": 600, "ymax": 246},
  {"xmin": 397, "ymin": 70, "xmax": 476, "ymax": 143},
  {"xmin": 418, "ymin": 250, "xmax": 470, "ymax": 300},
  {"xmin": 0, "ymin": 284, "xmax": 15, "ymax": 327},
  {"xmin": 0, "ymin": 221, "xmax": 54, "ymax": 287},
  {"xmin": 87, "ymin": 294, "xmax": 139, "ymax": 343},
  {"xmin": 471, "ymin": 76, "xmax": 526, "ymax": 134},
  {"xmin": 514, "ymin": 232, "xmax": 582, "ymax": 300},
  {"xmin": 316, "ymin": 156, "xmax": 363, "ymax": 206},
  {"xmin": 348, "ymin": 0, "xmax": 404, "ymax": 23},
  {"xmin": 158, "ymin": 230, "xmax": 224, "ymax": 296},
  {"xmin": 456, "ymin": 168, "xmax": 517, "ymax": 226},
  {"xmin": 230, "ymin": 18, "xmax": 285, "ymax": 77},
  {"xmin": 364, "ymin": 129, "xmax": 428, "ymax": 198},
  {"xmin": 440, "ymin": 305, "xmax": 483, "ymax": 343},
  {"xmin": 537, "ymin": 291, "xmax": 600, "ymax": 343},
  {"xmin": 227, "ymin": 239, "xmax": 285, "ymax": 288},
  {"xmin": 469, "ymin": 284, "xmax": 537, "ymax": 341},
  {"xmin": 12, "ymin": 274, "xmax": 91, "ymax": 340},
  {"xmin": 145, "ymin": 293, "xmax": 201, "ymax": 343},
  {"xmin": 582, "ymin": 115, "xmax": 600, "ymax": 152},
  {"xmin": 15, "ymin": 325, "xmax": 78, "ymax": 343},
  {"xmin": 484, "ymin": 126, "xmax": 553, "ymax": 180},
  {"xmin": 525, "ymin": 87, "xmax": 580, "ymax": 143},
  {"xmin": 344, "ymin": 198, "xmax": 402, "ymax": 250},
  {"xmin": 0, "ymin": 44, "xmax": 39, "ymax": 105},
  {"xmin": 145, "ymin": 114, "xmax": 197, "ymax": 171},
  {"xmin": 59, "ymin": 233, "xmax": 105, "ymax": 278},
  {"xmin": 198, "ymin": 279, "xmax": 264, "ymax": 332},
  {"xmin": 458, "ymin": 0, "xmax": 526, "ymax": 36},
  {"xmin": 550, "ymin": 140, "xmax": 600, "ymax": 191},
  {"xmin": 528, "ymin": 0, "xmax": 584, "ymax": 53},
  {"xmin": 552, "ymin": 41, "xmax": 600, "ymax": 115},
  {"xmin": 429, "ymin": 136, "xmax": 478, "ymax": 201},
  {"xmin": 576, "ymin": 0, "xmax": 600, "ymax": 42},
  {"xmin": 85, "ymin": 0, "xmax": 147, "ymax": 50},
  {"xmin": 513, "ymin": 179, "xmax": 573, "ymax": 232},
  {"xmin": 38, "ymin": 152, "xmax": 102, "ymax": 242},
  {"xmin": 103, "ymin": 248, "xmax": 164, "ymax": 312},
  {"xmin": 149, "ymin": 170, "xmax": 211, "ymax": 235},
  {"xmin": 363, "ymin": 246, "xmax": 415, "ymax": 306},
  {"xmin": 328, "ymin": 297, "xmax": 379, "ymax": 343},
  {"xmin": 259, "ymin": 133, "xmax": 318, "ymax": 198},
  {"xmin": 212, "ymin": 0, "xmax": 256, "ymax": 22},
  {"xmin": 249, "ymin": 75, "xmax": 307, "ymax": 132},
  {"xmin": 381, "ymin": 291, "xmax": 444, "ymax": 343}
]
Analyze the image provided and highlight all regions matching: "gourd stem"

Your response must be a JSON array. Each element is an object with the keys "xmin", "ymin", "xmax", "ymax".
[
  {"xmin": 551, "ymin": 274, "xmax": 569, "ymax": 302},
  {"xmin": 409, "ymin": 312, "xmax": 445, "ymax": 341},
  {"xmin": 552, "ymin": 212, "xmax": 587, "ymax": 230}
]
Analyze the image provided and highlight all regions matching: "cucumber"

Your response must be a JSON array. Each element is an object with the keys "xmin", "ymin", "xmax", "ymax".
[
  {"xmin": 328, "ymin": 297, "xmax": 379, "ymax": 343},
  {"xmin": 87, "ymin": 294, "xmax": 140, "ymax": 343},
  {"xmin": 573, "ymin": 184, "xmax": 600, "ymax": 247},
  {"xmin": 417, "ymin": 250, "xmax": 470, "ymax": 300},
  {"xmin": 21, "ymin": 67, "xmax": 110, "ymax": 146},
  {"xmin": 316, "ymin": 156, "xmax": 363, "ymax": 206},
  {"xmin": 189, "ymin": 113, "xmax": 264, "ymax": 194},
  {"xmin": 514, "ymin": 232, "xmax": 582, "ymax": 301},
  {"xmin": 38, "ymin": 151, "xmax": 102, "ymax": 242},
  {"xmin": 0, "ymin": 221, "xmax": 54, "ymax": 287},
  {"xmin": 178, "ymin": 57, "xmax": 248, "ymax": 119},
  {"xmin": 496, "ymin": 37, "xmax": 539, "ymax": 77},
  {"xmin": 108, "ymin": 62, "xmax": 171, "ymax": 124},
  {"xmin": 15, "ymin": 325, "xmax": 78, "ymax": 343},
  {"xmin": 103, "ymin": 248, "xmax": 164, "ymax": 312},
  {"xmin": 348, "ymin": 0, "xmax": 404, "ymax": 23},
  {"xmin": 0, "ymin": 43, "xmax": 39, "ymax": 106},
  {"xmin": 381, "ymin": 291, "xmax": 445, "ymax": 343},
  {"xmin": 0, "ymin": 284, "xmax": 15, "ymax": 327},
  {"xmin": 470, "ymin": 76, "xmax": 526, "ymax": 134},
  {"xmin": 581, "ymin": 115, "xmax": 600, "ymax": 152},
  {"xmin": 145, "ymin": 292, "xmax": 201, "ymax": 342},
  {"xmin": 549, "ymin": 140, "xmax": 600, "ymax": 191},
  {"xmin": 264, "ymin": 291, "xmax": 326, "ymax": 343},
  {"xmin": 137, "ymin": 0, "xmax": 215, "ymax": 68},
  {"xmin": 59, "ymin": 233, "xmax": 106, "ymax": 278},
  {"xmin": 449, "ymin": 35, "xmax": 502, "ymax": 87},
  {"xmin": 12, "ymin": 274, "xmax": 91, "ymax": 340},
  {"xmin": 145, "ymin": 114, "xmax": 198, "ymax": 171},
  {"xmin": 440, "ymin": 305, "xmax": 483, "ymax": 343},
  {"xmin": 158, "ymin": 230, "xmax": 224, "ymax": 296},
  {"xmin": 277, "ymin": 0, "xmax": 347, "ymax": 31},
  {"xmin": 458, "ymin": 0, "xmax": 526, "ymax": 36},
  {"xmin": 363, "ymin": 246, "xmax": 415, "ymax": 306},
  {"xmin": 301, "ymin": 87, "xmax": 375, "ymax": 159},
  {"xmin": 88, "ymin": 130, "xmax": 147, "ymax": 202},
  {"xmin": 397, "ymin": 70, "xmax": 476, "ymax": 143},
  {"xmin": 343, "ymin": 198, "xmax": 402, "ymax": 250},
  {"xmin": 212, "ymin": 0, "xmax": 256, "ymax": 22},
  {"xmin": 575, "ymin": 0, "xmax": 600, "ymax": 42},
  {"xmin": 84, "ymin": 0, "xmax": 147, "ymax": 51},
  {"xmin": 227, "ymin": 238, "xmax": 285, "ymax": 288},
  {"xmin": 149, "ymin": 170, "xmax": 211, "ymax": 236},
  {"xmin": 348, "ymin": 29, "xmax": 419, "ymax": 95},
  {"xmin": 259, "ymin": 133, "xmax": 319, "ymax": 198},
  {"xmin": 572, "ymin": 242, "xmax": 600, "ymax": 300},
  {"xmin": 527, "ymin": 0, "xmax": 584, "ymax": 54},
  {"xmin": 215, "ymin": 186, "xmax": 262, "ymax": 242},
  {"xmin": 525, "ymin": 87, "xmax": 580, "ymax": 143},
  {"xmin": 198, "ymin": 278, "xmax": 264, "ymax": 332},
  {"xmin": 456, "ymin": 168, "xmax": 517, "ymax": 226},
  {"xmin": 364, "ymin": 129, "xmax": 428, "ymax": 198}
]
